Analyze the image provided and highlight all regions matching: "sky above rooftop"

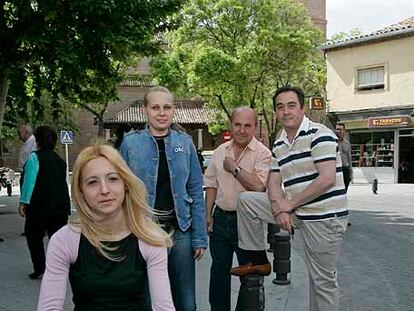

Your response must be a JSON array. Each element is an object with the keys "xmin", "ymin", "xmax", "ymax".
[{"xmin": 327, "ymin": 0, "xmax": 414, "ymax": 38}]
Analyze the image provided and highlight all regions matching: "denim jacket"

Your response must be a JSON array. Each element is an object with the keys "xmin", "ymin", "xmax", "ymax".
[{"xmin": 120, "ymin": 126, "xmax": 207, "ymax": 249}]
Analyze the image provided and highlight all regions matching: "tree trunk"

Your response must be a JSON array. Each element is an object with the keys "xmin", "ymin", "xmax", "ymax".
[
  {"xmin": 78, "ymin": 102, "xmax": 108, "ymax": 139},
  {"xmin": 97, "ymin": 116, "xmax": 105, "ymax": 138},
  {"xmin": 0, "ymin": 76, "xmax": 10, "ymax": 136},
  {"xmin": 215, "ymin": 94, "xmax": 231, "ymax": 121}
]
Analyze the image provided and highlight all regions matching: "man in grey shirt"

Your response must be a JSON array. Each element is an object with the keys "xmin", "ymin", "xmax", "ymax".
[
  {"xmin": 335, "ymin": 123, "xmax": 352, "ymax": 192},
  {"xmin": 336, "ymin": 122, "xmax": 353, "ymax": 226},
  {"xmin": 18, "ymin": 124, "xmax": 37, "ymax": 174},
  {"xmin": 18, "ymin": 124, "xmax": 37, "ymax": 236}
]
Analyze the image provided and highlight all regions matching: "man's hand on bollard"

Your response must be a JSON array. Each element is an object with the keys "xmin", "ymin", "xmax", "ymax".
[
  {"xmin": 275, "ymin": 213, "xmax": 295, "ymax": 234},
  {"xmin": 272, "ymin": 198, "xmax": 294, "ymax": 217}
]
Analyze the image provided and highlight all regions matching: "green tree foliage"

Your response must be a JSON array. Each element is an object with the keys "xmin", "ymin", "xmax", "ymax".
[
  {"xmin": 151, "ymin": 0, "xmax": 326, "ymax": 142},
  {"xmin": 5, "ymin": 89, "xmax": 76, "ymax": 132},
  {"xmin": 0, "ymin": 0, "xmax": 183, "ymax": 136}
]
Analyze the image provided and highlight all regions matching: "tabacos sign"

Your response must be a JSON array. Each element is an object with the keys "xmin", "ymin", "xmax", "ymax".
[{"xmin": 368, "ymin": 115, "xmax": 412, "ymax": 128}]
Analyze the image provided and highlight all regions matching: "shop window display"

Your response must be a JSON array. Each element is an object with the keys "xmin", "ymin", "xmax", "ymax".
[{"xmin": 350, "ymin": 131, "xmax": 394, "ymax": 168}]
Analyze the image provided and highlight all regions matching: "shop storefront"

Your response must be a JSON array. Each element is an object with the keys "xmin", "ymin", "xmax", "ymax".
[
  {"xmin": 349, "ymin": 129, "xmax": 396, "ymax": 183},
  {"xmin": 339, "ymin": 112, "xmax": 414, "ymax": 184}
]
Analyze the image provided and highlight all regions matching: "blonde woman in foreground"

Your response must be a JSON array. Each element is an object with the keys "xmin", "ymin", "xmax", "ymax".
[{"xmin": 37, "ymin": 144, "xmax": 175, "ymax": 311}]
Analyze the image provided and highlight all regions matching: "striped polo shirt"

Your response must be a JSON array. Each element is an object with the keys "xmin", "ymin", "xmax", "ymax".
[{"xmin": 271, "ymin": 116, "xmax": 347, "ymax": 220}]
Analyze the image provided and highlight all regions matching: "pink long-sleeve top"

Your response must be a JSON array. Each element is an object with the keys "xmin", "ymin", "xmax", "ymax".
[{"xmin": 37, "ymin": 225, "xmax": 175, "ymax": 311}]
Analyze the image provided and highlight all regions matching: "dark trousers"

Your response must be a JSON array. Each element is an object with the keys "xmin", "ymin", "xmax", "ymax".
[
  {"xmin": 209, "ymin": 207, "xmax": 241, "ymax": 311},
  {"xmin": 342, "ymin": 166, "xmax": 352, "ymax": 193},
  {"xmin": 19, "ymin": 176, "xmax": 25, "ymax": 234},
  {"xmin": 25, "ymin": 213, "xmax": 68, "ymax": 273}
]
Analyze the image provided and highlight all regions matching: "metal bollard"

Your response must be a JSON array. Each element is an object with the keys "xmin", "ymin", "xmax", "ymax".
[
  {"xmin": 272, "ymin": 231, "xmax": 291, "ymax": 285},
  {"xmin": 372, "ymin": 178, "xmax": 378, "ymax": 194},
  {"xmin": 267, "ymin": 223, "xmax": 280, "ymax": 252},
  {"xmin": 235, "ymin": 275, "xmax": 265, "ymax": 311}
]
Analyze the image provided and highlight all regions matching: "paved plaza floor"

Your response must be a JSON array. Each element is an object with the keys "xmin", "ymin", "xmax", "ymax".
[{"xmin": 1, "ymin": 183, "xmax": 414, "ymax": 310}]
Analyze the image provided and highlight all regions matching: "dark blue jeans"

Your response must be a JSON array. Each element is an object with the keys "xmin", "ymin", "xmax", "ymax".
[
  {"xmin": 169, "ymin": 229, "xmax": 196, "ymax": 311},
  {"xmin": 209, "ymin": 208, "xmax": 241, "ymax": 311}
]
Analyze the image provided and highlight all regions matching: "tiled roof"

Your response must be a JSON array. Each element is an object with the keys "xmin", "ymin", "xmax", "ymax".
[
  {"xmin": 380, "ymin": 17, "xmax": 414, "ymax": 31},
  {"xmin": 322, "ymin": 17, "xmax": 414, "ymax": 51},
  {"xmin": 119, "ymin": 79, "xmax": 156, "ymax": 87},
  {"xmin": 105, "ymin": 99, "xmax": 219, "ymax": 125}
]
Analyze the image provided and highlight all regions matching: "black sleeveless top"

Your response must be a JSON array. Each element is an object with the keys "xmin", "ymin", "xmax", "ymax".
[{"xmin": 69, "ymin": 234, "xmax": 151, "ymax": 311}]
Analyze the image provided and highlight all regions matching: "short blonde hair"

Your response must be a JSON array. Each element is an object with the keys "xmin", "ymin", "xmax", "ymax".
[
  {"xmin": 143, "ymin": 86, "xmax": 174, "ymax": 107},
  {"xmin": 70, "ymin": 144, "xmax": 172, "ymax": 260}
]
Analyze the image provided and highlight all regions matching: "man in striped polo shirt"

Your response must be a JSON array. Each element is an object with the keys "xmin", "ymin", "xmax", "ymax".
[{"xmin": 230, "ymin": 86, "xmax": 348, "ymax": 311}]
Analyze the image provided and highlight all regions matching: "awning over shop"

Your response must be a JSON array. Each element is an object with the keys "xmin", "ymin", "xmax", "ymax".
[
  {"xmin": 340, "ymin": 119, "xmax": 368, "ymax": 130},
  {"xmin": 332, "ymin": 104, "xmax": 414, "ymax": 130}
]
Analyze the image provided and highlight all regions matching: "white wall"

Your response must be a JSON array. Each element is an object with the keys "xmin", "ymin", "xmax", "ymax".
[{"xmin": 326, "ymin": 36, "xmax": 414, "ymax": 112}]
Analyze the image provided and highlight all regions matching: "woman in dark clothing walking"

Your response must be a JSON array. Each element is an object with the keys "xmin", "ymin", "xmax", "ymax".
[{"xmin": 18, "ymin": 125, "xmax": 71, "ymax": 279}]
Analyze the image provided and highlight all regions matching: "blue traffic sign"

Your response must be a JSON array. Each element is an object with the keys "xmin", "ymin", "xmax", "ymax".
[{"xmin": 60, "ymin": 130, "xmax": 74, "ymax": 145}]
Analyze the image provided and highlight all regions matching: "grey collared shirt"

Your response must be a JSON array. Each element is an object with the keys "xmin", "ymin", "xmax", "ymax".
[
  {"xmin": 338, "ymin": 138, "xmax": 352, "ymax": 167},
  {"xmin": 18, "ymin": 135, "xmax": 37, "ymax": 172}
]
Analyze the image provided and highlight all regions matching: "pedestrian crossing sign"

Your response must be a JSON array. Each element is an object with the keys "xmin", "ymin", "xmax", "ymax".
[{"xmin": 60, "ymin": 130, "xmax": 74, "ymax": 145}]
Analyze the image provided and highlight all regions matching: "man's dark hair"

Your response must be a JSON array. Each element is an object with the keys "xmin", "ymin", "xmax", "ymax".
[
  {"xmin": 336, "ymin": 122, "xmax": 346, "ymax": 130},
  {"xmin": 272, "ymin": 86, "xmax": 305, "ymax": 110},
  {"xmin": 34, "ymin": 125, "xmax": 57, "ymax": 150}
]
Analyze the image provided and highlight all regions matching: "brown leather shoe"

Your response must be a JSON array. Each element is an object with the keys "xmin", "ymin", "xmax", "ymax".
[{"xmin": 230, "ymin": 263, "xmax": 271, "ymax": 276}]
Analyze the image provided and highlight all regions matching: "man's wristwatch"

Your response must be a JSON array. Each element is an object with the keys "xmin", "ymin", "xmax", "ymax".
[{"xmin": 233, "ymin": 166, "xmax": 241, "ymax": 177}]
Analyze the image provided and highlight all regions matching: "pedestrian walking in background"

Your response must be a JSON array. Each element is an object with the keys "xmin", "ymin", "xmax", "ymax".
[
  {"xmin": 231, "ymin": 86, "xmax": 348, "ymax": 311},
  {"xmin": 335, "ymin": 123, "xmax": 352, "ymax": 192},
  {"xmin": 18, "ymin": 124, "xmax": 37, "ymax": 176},
  {"xmin": 18, "ymin": 125, "xmax": 70, "ymax": 279},
  {"xmin": 18, "ymin": 124, "xmax": 37, "ymax": 236},
  {"xmin": 120, "ymin": 86, "xmax": 207, "ymax": 311},
  {"xmin": 336, "ymin": 122, "xmax": 353, "ymax": 226},
  {"xmin": 37, "ymin": 144, "xmax": 174, "ymax": 310},
  {"xmin": 204, "ymin": 107, "xmax": 271, "ymax": 311}
]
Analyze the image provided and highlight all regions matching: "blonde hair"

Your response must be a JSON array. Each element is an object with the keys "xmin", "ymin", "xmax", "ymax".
[
  {"xmin": 70, "ymin": 144, "xmax": 172, "ymax": 260},
  {"xmin": 143, "ymin": 86, "xmax": 185, "ymax": 133},
  {"xmin": 143, "ymin": 86, "xmax": 174, "ymax": 107}
]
